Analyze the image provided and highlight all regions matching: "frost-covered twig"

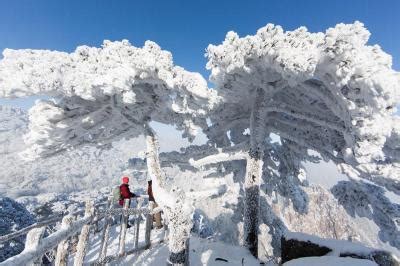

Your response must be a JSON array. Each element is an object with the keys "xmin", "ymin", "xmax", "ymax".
[{"xmin": 189, "ymin": 151, "xmax": 248, "ymax": 168}]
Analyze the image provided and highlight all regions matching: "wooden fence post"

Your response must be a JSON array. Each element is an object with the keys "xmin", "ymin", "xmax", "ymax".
[
  {"xmin": 69, "ymin": 215, "xmax": 79, "ymax": 254},
  {"xmin": 93, "ymin": 209, "xmax": 99, "ymax": 234},
  {"xmin": 74, "ymin": 200, "xmax": 94, "ymax": 266},
  {"xmin": 144, "ymin": 202, "xmax": 153, "ymax": 249},
  {"xmin": 118, "ymin": 199, "xmax": 130, "ymax": 256},
  {"xmin": 98, "ymin": 197, "xmax": 113, "ymax": 262},
  {"xmin": 55, "ymin": 215, "xmax": 74, "ymax": 266},
  {"xmin": 132, "ymin": 197, "xmax": 143, "ymax": 250},
  {"xmin": 24, "ymin": 227, "xmax": 46, "ymax": 266},
  {"xmin": 134, "ymin": 215, "xmax": 141, "ymax": 250}
]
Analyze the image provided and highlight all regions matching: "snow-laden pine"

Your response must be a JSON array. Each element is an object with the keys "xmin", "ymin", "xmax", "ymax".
[
  {"xmin": 0, "ymin": 40, "xmax": 218, "ymax": 264},
  {"xmin": 204, "ymin": 21, "xmax": 400, "ymax": 255}
]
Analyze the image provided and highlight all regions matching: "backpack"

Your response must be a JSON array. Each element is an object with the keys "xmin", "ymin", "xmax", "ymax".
[{"xmin": 112, "ymin": 186, "xmax": 121, "ymax": 203}]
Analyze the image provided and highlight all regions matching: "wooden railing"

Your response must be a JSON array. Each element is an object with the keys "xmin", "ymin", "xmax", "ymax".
[
  {"xmin": 0, "ymin": 198, "xmax": 165, "ymax": 266},
  {"xmin": 0, "ymin": 199, "xmax": 108, "ymax": 245}
]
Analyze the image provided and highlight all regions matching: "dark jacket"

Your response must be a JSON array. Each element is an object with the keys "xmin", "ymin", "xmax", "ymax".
[
  {"xmin": 119, "ymin": 184, "xmax": 136, "ymax": 206},
  {"xmin": 147, "ymin": 183, "xmax": 155, "ymax": 202}
]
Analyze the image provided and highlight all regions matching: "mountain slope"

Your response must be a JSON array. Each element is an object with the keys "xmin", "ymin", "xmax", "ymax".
[{"xmin": 0, "ymin": 105, "xmax": 144, "ymax": 197}]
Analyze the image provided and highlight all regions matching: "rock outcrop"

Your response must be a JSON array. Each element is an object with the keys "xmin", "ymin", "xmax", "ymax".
[{"xmin": 281, "ymin": 232, "xmax": 399, "ymax": 266}]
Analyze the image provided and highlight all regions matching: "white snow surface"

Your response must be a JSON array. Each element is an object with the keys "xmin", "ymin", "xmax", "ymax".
[
  {"xmin": 68, "ymin": 220, "xmax": 260, "ymax": 266},
  {"xmin": 123, "ymin": 237, "xmax": 260, "ymax": 265}
]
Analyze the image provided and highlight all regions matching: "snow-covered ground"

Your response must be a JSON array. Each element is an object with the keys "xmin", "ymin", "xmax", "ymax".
[
  {"xmin": 68, "ymin": 218, "xmax": 260, "ymax": 266},
  {"xmin": 283, "ymin": 256, "xmax": 377, "ymax": 266}
]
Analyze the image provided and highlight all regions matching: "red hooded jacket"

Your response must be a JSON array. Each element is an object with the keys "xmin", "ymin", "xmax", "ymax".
[{"xmin": 119, "ymin": 184, "xmax": 136, "ymax": 206}]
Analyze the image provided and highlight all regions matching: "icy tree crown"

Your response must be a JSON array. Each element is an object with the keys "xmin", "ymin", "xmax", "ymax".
[
  {"xmin": 0, "ymin": 40, "xmax": 218, "ymax": 158},
  {"xmin": 206, "ymin": 22, "xmax": 400, "ymax": 186}
]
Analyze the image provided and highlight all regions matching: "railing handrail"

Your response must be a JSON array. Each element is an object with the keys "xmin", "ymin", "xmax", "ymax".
[
  {"xmin": 0, "ymin": 216, "xmax": 92, "ymax": 266},
  {"xmin": 0, "ymin": 197, "xmax": 165, "ymax": 266},
  {"xmin": 0, "ymin": 214, "xmax": 64, "ymax": 244},
  {"xmin": 0, "ymin": 199, "xmax": 109, "ymax": 244}
]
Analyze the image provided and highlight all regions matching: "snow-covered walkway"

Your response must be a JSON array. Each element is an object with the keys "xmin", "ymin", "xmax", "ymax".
[{"xmin": 79, "ymin": 222, "xmax": 260, "ymax": 265}]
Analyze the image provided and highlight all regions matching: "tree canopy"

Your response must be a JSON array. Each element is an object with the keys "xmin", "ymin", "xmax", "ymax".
[
  {"xmin": 0, "ymin": 40, "xmax": 217, "ymax": 159},
  {"xmin": 205, "ymin": 21, "xmax": 400, "ymax": 190}
]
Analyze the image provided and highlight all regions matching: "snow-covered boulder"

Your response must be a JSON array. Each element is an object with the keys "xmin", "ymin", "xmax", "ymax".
[
  {"xmin": 283, "ymin": 256, "xmax": 378, "ymax": 266},
  {"xmin": 281, "ymin": 232, "xmax": 399, "ymax": 266},
  {"xmin": 0, "ymin": 196, "xmax": 36, "ymax": 262}
]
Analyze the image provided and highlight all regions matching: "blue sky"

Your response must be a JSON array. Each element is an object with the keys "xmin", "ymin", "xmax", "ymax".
[{"xmin": 0, "ymin": 0, "xmax": 399, "ymax": 109}]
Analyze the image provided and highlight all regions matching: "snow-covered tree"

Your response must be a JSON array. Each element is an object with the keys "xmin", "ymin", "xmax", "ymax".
[
  {"xmin": 196, "ymin": 21, "xmax": 400, "ymax": 256},
  {"xmin": 0, "ymin": 40, "xmax": 217, "ymax": 264}
]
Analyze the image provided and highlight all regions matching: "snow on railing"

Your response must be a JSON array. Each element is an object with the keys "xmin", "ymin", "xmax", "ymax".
[
  {"xmin": 0, "ymin": 214, "xmax": 64, "ymax": 244},
  {"xmin": 0, "ymin": 199, "xmax": 108, "ymax": 245},
  {"xmin": 0, "ymin": 198, "xmax": 165, "ymax": 266}
]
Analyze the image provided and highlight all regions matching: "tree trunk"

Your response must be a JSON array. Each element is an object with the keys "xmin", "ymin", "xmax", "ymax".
[
  {"xmin": 134, "ymin": 213, "xmax": 141, "ymax": 250},
  {"xmin": 144, "ymin": 202, "xmax": 153, "ymax": 249},
  {"xmin": 165, "ymin": 203, "xmax": 191, "ymax": 266},
  {"xmin": 244, "ymin": 88, "xmax": 267, "ymax": 257},
  {"xmin": 145, "ymin": 125, "xmax": 192, "ymax": 266}
]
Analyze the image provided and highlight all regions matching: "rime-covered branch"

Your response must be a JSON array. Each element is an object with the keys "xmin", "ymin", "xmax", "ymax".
[
  {"xmin": 189, "ymin": 151, "xmax": 247, "ymax": 168},
  {"xmin": 0, "ymin": 40, "xmax": 218, "ymax": 159},
  {"xmin": 189, "ymin": 141, "xmax": 249, "ymax": 168}
]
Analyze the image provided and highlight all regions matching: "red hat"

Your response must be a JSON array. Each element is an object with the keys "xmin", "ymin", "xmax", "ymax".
[{"xmin": 122, "ymin": 176, "xmax": 129, "ymax": 184}]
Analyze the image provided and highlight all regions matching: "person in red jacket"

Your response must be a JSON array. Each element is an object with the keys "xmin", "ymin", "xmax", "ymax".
[{"xmin": 119, "ymin": 176, "xmax": 137, "ymax": 206}]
